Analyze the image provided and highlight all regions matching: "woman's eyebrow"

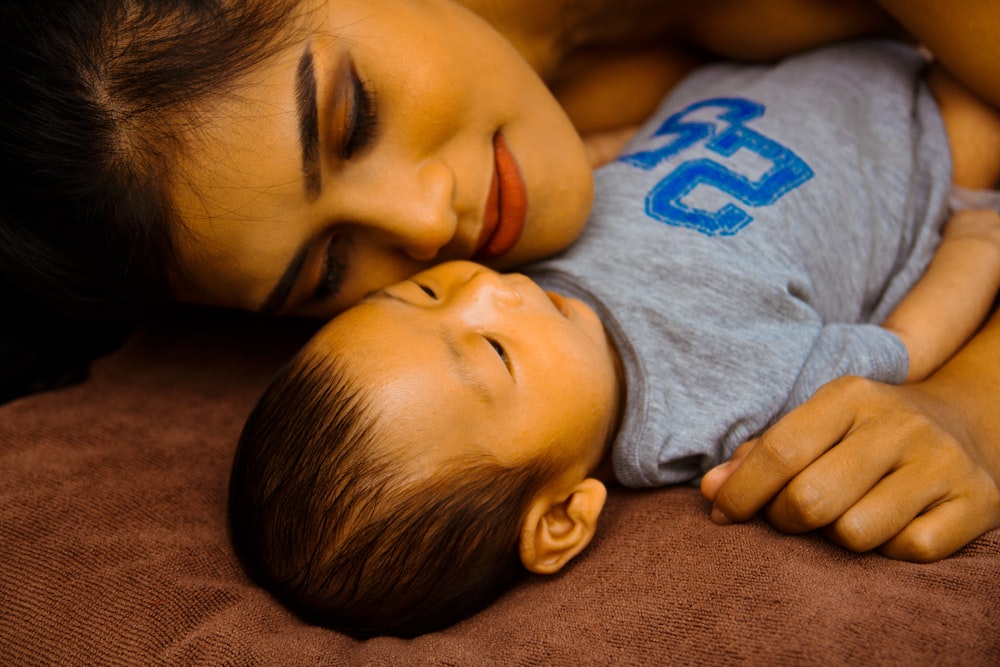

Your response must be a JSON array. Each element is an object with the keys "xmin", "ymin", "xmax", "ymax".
[
  {"xmin": 296, "ymin": 43, "xmax": 322, "ymax": 202},
  {"xmin": 257, "ymin": 45, "xmax": 321, "ymax": 316}
]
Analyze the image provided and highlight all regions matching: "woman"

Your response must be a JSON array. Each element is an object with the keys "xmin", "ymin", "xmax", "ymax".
[{"xmin": 2, "ymin": 0, "xmax": 998, "ymax": 560}]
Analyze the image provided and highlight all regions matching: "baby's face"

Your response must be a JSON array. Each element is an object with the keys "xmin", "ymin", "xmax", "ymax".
[{"xmin": 306, "ymin": 261, "xmax": 622, "ymax": 477}]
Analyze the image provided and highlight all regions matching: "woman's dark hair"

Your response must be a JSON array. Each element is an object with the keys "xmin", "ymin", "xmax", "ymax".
[
  {"xmin": 0, "ymin": 0, "xmax": 302, "ymax": 401},
  {"xmin": 229, "ymin": 351, "xmax": 562, "ymax": 638}
]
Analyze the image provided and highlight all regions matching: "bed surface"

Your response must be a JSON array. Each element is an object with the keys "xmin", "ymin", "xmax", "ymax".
[{"xmin": 3, "ymin": 309, "xmax": 998, "ymax": 666}]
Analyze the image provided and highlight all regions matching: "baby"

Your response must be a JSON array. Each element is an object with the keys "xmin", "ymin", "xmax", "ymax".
[{"xmin": 228, "ymin": 40, "xmax": 1000, "ymax": 637}]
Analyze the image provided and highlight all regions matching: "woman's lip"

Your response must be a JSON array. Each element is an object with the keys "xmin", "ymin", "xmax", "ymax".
[
  {"xmin": 474, "ymin": 155, "xmax": 500, "ymax": 257},
  {"xmin": 473, "ymin": 133, "xmax": 527, "ymax": 261}
]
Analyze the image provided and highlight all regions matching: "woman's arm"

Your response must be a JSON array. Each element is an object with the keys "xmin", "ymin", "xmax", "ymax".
[
  {"xmin": 461, "ymin": 1, "xmax": 1000, "ymax": 153},
  {"xmin": 457, "ymin": 0, "xmax": 897, "ymax": 139},
  {"xmin": 700, "ymin": 61, "xmax": 1000, "ymax": 556},
  {"xmin": 874, "ymin": 0, "xmax": 1000, "ymax": 111},
  {"xmin": 457, "ymin": 0, "xmax": 898, "ymax": 68},
  {"xmin": 701, "ymin": 305, "xmax": 1000, "ymax": 561}
]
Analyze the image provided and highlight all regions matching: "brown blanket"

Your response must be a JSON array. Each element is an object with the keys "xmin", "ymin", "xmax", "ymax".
[{"xmin": 2, "ymin": 309, "xmax": 998, "ymax": 666}]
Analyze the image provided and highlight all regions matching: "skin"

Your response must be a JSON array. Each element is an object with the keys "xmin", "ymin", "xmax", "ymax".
[
  {"xmin": 872, "ymin": 0, "xmax": 1000, "ymax": 110},
  {"xmin": 876, "ymin": 66, "xmax": 1000, "ymax": 382},
  {"xmin": 160, "ymin": 0, "xmax": 1000, "ymax": 559},
  {"xmin": 701, "ymin": 64, "xmax": 1000, "ymax": 561},
  {"xmin": 169, "ymin": 0, "xmax": 594, "ymax": 319},
  {"xmin": 700, "ymin": 338, "xmax": 1000, "ymax": 562},
  {"xmin": 164, "ymin": 0, "xmax": 964, "ymax": 325},
  {"xmin": 304, "ymin": 261, "xmax": 622, "ymax": 476},
  {"xmin": 302, "ymin": 260, "xmax": 624, "ymax": 572},
  {"xmin": 167, "ymin": 0, "xmax": 1000, "ymax": 324}
]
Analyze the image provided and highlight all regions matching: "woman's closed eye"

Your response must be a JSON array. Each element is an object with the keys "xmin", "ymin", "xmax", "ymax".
[
  {"xmin": 307, "ymin": 62, "xmax": 377, "ymax": 307},
  {"xmin": 342, "ymin": 62, "xmax": 378, "ymax": 159},
  {"xmin": 314, "ymin": 233, "xmax": 350, "ymax": 304}
]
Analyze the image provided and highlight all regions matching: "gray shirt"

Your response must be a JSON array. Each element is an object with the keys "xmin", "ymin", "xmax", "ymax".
[{"xmin": 527, "ymin": 40, "xmax": 951, "ymax": 487}]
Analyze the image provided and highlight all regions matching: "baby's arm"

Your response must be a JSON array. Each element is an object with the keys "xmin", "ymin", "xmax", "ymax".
[
  {"xmin": 881, "ymin": 208, "xmax": 1000, "ymax": 382},
  {"xmin": 883, "ymin": 63, "xmax": 1000, "ymax": 382}
]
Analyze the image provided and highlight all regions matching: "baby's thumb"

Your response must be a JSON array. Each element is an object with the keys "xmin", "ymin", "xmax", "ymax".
[{"xmin": 699, "ymin": 439, "xmax": 758, "ymax": 502}]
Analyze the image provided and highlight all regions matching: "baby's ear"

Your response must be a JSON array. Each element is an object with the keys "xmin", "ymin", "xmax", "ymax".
[{"xmin": 518, "ymin": 478, "xmax": 607, "ymax": 575}]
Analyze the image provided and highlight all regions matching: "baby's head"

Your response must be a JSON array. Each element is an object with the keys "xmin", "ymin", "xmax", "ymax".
[{"xmin": 229, "ymin": 261, "xmax": 623, "ymax": 637}]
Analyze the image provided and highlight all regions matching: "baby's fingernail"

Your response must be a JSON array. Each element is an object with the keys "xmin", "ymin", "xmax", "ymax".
[{"xmin": 711, "ymin": 507, "xmax": 732, "ymax": 526}]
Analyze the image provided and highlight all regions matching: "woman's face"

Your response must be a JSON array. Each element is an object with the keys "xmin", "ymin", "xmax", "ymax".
[{"xmin": 169, "ymin": 0, "xmax": 594, "ymax": 318}]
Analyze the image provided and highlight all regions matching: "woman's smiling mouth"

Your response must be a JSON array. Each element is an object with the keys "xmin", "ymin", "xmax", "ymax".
[{"xmin": 474, "ymin": 132, "xmax": 527, "ymax": 260}]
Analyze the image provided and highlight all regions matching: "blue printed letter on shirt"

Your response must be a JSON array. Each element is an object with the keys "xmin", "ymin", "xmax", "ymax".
[{"xmin": 619, "ymin": 97, "xmax": 814, "ymax": 236}]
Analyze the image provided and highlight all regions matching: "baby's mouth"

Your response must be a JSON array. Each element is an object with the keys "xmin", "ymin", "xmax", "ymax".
[{"xmin": 545, "ymin": 290, "xmax": 572, "ymax": 318}]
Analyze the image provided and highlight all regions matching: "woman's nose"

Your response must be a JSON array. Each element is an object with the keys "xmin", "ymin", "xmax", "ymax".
[
  {"xmin": 326, "ymin": 156, "xmax": 458, "ymax": 263},
  {"xmin": 380, "ymin": 158, "xmax": 458, "ymax": 262}
]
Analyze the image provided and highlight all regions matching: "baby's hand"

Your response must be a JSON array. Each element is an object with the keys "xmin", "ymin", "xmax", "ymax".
[
  {"xmin": 882, "ymin": 207, "xmax": 1000, "ymax": 382},
  {"xmin": 699, "ymin": 440, "xmax": 754, "ymax": 523}
]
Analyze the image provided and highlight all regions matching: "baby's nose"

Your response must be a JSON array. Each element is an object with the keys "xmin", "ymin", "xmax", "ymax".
[{"xmin": 468, "ymin": 268, "xmax": 522, "ymax": 309}]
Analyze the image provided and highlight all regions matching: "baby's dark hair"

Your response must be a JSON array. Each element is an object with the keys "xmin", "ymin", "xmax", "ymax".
[
  {"xmin": 228, "ymin": 350, "xmax": 563, "ymax": 638},
  {"xmin": 0, "ymin": 0, "xmax": 301, "ymax": 400}
]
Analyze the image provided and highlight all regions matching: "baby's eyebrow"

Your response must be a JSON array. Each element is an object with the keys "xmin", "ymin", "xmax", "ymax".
[
  {"xmin": 442, "ymin": 329, "xmax": 494, "ymax": 406},
  {"xmin": 365, "ymin": 287, "xmax": 402, "ymax": 304},
  {"xmin": 364, "ymin": 290, "xmax": 495, "ymax": 404}
]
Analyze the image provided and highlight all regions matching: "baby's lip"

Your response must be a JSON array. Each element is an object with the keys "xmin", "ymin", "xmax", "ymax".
[
  {"xmin": 544, "ymin": 290, "xmax": 571, "ymax": 318},
  {"xmin": 473, "ymin": 132, "xmax": 527, "ymax": 261}
]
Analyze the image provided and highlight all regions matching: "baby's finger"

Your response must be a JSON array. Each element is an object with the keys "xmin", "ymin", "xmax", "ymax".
[
  {"xmin": 713, "ymin": 378, "xmax": 862, "ymax": 521},
  {"xmin": 700, "ymin": 439, "xmax": 757, "ymax": 503}
]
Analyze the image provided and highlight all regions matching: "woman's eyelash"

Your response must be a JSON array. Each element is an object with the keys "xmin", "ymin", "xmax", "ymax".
[
  {"xmin": 342, "ymin": 64, "xmax": 378, "ymax": 159},
  {"xmin": 315, "ymin": 235, "xmax": 349, "ymax": 303},
  {"xmin": 417, "ymin": 284, "xmax": 436, "ymax": 298}
]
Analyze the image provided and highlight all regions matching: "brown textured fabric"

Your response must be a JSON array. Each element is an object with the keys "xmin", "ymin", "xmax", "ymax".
[{"xmin": 2, "ymin": 309, "xmax": 998, "ymax": 666}]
